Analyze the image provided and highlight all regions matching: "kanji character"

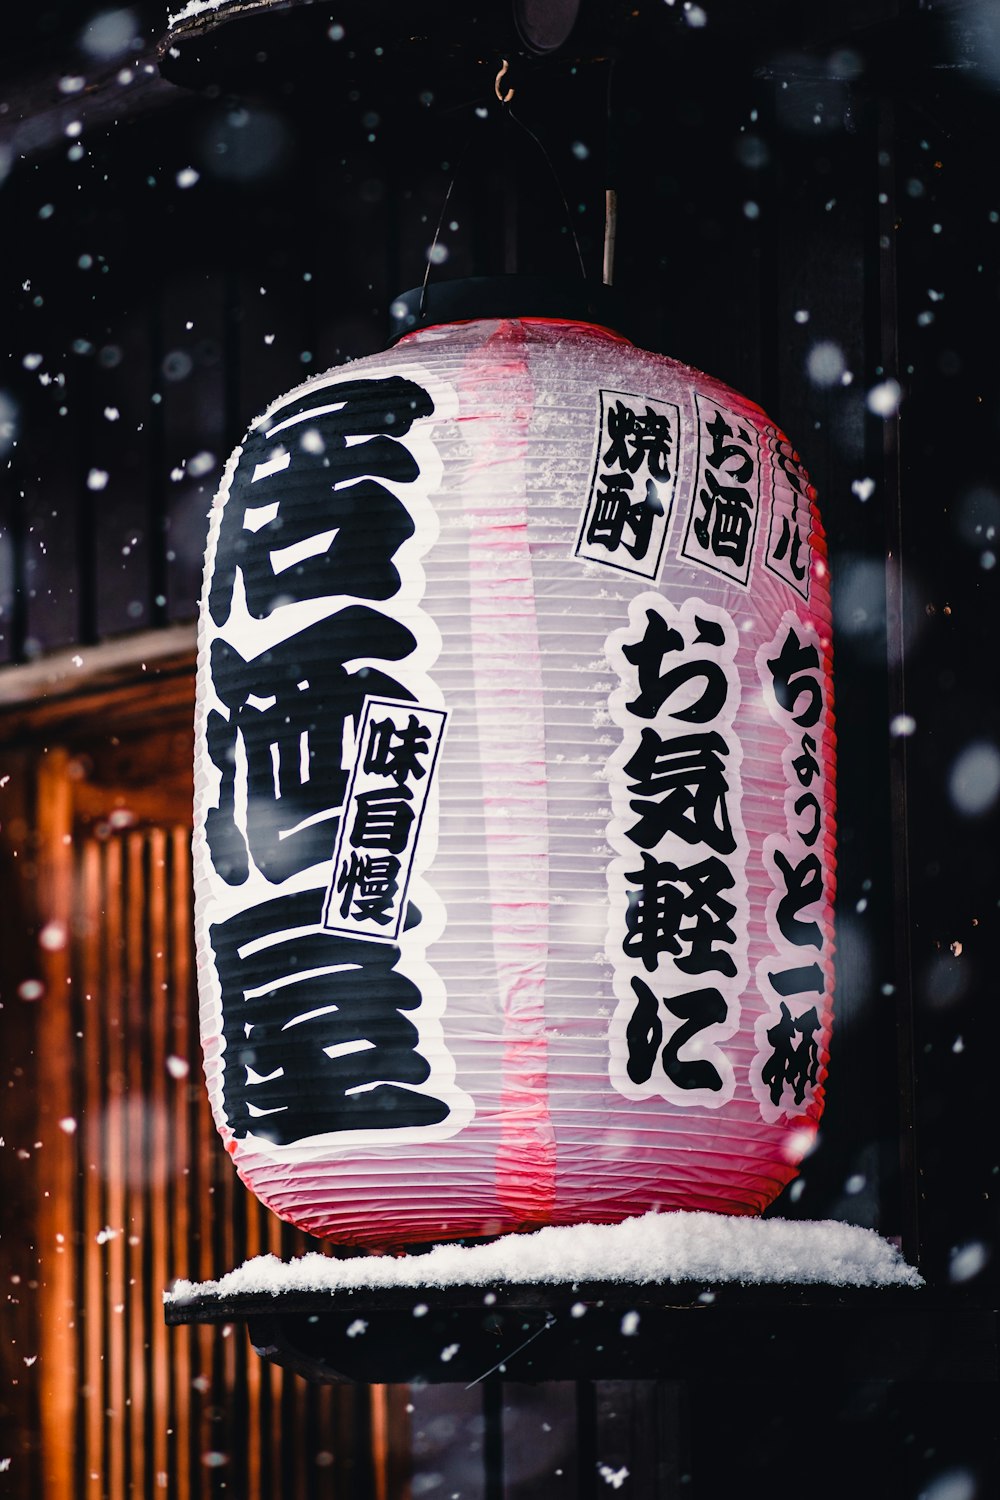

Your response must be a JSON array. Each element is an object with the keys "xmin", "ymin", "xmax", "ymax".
[
  {"xmin": 792, "ymin": 732, "xmax": 820, "ymax": 788},
  {"xmin": 587, "ymin": 473, "xmax": 664, "ymax": 560},
  {"xmin": 209, "ymin": 375, "xmax": 434, "ymax": 625},
  {"xmin": 622, "ymin": 607, "xmax": 730, "ymax": 722},
  {"xmin": 704, "ymin": 407, "xmax": 755, "ymax": 483},
  {"xmin": 771, "ymin": 512, "xmax": 807, "ymax": 581},
  {"xmin": 625, "ymin": 976, "xmax": 726, "ymax": 1092},
  {"xmin": 336, "ymin": 851, "xmax": 401, "ymax": 925},
  {"xmin": 204, "ymin": 607, "xmax": 415, "ymax": 885},
  {"xmin": 623, "ymin": 727, "xmax": 736, "ymax": 854},
  {"xmin": 622, "ymin": 851, "xmax": 738, "ymax": 976},
  {"xmin": 772, "ymin": 849, "xmax": 824, "ymax": 947},
  {"xmin": 349, "ymin": 786, "xmax": 415, "ymax": 855},
  {"xmin": 767, "ymin": 626, "xmax": 823, "ymax": 727},
  {"xmin": 793, "ymin": 791, "xmax": 822, "ymax": 847},
  {"xmin": 363, "ymin": 713, "xmax": 431, "ymax": 786},
  {"xmin": 761, "ymin": 1000, "xmax": 821, "ymax": 1107},
  {"xmin": 602, "ymin": 400, "xmax": 674, "ymax": 479},
  {"xmin": 211, "ymin": 889, "xmax": 448, "ymax": 1142},
  {"xmin": 693, "ymin": 470, "xmax": 755, "ymax": 567}
]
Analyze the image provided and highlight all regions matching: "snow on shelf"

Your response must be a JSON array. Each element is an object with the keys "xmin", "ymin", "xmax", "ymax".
[
  {"xmin": 168, "ymin": 0, "xmax": 237, "ymax": 27},
  {"xmin": 164, "ymin": 1210, "xmax": 923, "ymax": 1304}
]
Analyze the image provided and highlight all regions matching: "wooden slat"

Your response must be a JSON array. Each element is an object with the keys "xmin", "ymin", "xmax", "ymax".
[
  {"xmin": 222, "ymin": 1155, "xmax": 245, "ymax": 1496},
  {"xmin": 182, "ymin": 813, "xmax": 214, "ymax": 1500},
  {"xmin": 501, "ymin": 1383, "xmax": 579, "ymax": 1498},
  {"xmin": 283, "ymin": 1353, "xmax": 313, "ymax": 1497},
  {"xmin": 103, "ymin": 833, "xmax": 127, "ymax": 1500},
  {"xmin": 371, "ymin": 1385, "xmax": 391, "ymax": 1500},
  {"xmin": 332, "ymin": 1379, "xmax": 353, "ymax": 1499},
  {"xmin": 35, "ymin": 747, "xmax": 78, "ymax": 1500},
  {"xmin": 313, "ymin": 1382, "xmax": 336, "ymax": 1500},
  {"xmin": 242, "ymin": 1188, "xmax": 266, "ymax": 1496},
  {"xmin": 589, "ymin": 1382, "xmax": 670, "ymax": 1499},
  {"xmin": 148, "ymin": 827, "xmax": 173, "ymax": 1494},
  {"xmin": 211, "ymin": 1070, "xmax": 240, "ymax": 1493},
  {"xmin": 384, "ymin": 1387, "xmax": 413, "ymax": 1500},
  {"xmin": 412, "ymin": 1383, "xmax": 485, "ymax": 1500},
  {"xmin": 265, "ymin": 1205, "xmax": 285, "ymax": 1498},
  {"xmin": 168, "ymin": 824, "xmax": 194, "ymax": 1500},
  {"xmin": 196, "ymin": 979, "xmax": 221, "ymax": 1500},
  {"xmin": 126, "ymin": 831, "xmax": 148, "ymax": 1498},
  {"xmin": 79, "ymin": 838, "xmax": 106, "ymax": 1500}
]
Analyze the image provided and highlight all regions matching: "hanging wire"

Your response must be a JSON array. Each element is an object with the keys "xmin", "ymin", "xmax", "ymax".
[
  {"xmin": 419, "ymin": 54, "xmax": 589, "ymax": 317},
  {"xmin": 418, "ymin": 142, "xmax": 471, "ymax": 319},
  {"xmin": 502, "ymin": 89, "xmax": 589, "ymax": 283}
]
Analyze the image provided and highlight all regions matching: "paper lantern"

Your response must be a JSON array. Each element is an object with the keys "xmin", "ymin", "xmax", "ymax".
[{"xmin": 194, "ymin": 300, "xmax": 835, "ymax": 1250}]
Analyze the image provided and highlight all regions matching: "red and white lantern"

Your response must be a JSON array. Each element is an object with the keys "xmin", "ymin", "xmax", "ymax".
[{"xmin": 194, "ymin": 308, "xmax": 835, "ymax": 1249}]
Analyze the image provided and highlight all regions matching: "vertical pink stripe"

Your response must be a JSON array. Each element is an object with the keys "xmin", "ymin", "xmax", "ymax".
[{"xmin": 457, "ymin": 322, "xmax": 555, "ymax": 1225}]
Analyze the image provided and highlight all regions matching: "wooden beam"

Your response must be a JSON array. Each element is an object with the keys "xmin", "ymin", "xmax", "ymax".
[{"xmin": 0, "ymin": 627, "xmax": 196, "ymax": 744}]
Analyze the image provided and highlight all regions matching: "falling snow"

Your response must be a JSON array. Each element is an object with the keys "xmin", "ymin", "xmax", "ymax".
[
  {"xmin": 948, "ymin": 741, "xmax": 1000, "ymax": 816},
  {"xmin": 948, "ymin": 1241, "xmax": 990, "ymax": 1284},
  {"xmin": 866, "ymin": 378, "xmax": 902, "ymax": 416},
  {"xmin": 806, "ymin": 341, "xmax": 845, "ymax": 387}
]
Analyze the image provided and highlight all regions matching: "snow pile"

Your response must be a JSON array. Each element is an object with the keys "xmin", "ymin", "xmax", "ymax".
[
  {"xmin": 165, "ymin": 1210, "xmax": 922, "ymax": 1303},
  {"xmin": 168, "ymin": 0, "xmax": 235, "ymax": 26}
]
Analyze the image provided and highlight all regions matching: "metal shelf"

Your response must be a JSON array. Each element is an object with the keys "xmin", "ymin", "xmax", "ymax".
[{"xmin": 165, "ymin": 1279, "xmax": 998, "ymax": 1385}]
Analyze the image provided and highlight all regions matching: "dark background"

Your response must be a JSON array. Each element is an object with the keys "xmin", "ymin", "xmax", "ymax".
[{"xmin": 1, "ymin": 1, "xmax": 998, "ymax": 1495}]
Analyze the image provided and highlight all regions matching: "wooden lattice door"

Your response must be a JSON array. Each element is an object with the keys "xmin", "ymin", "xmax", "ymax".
[{"xmin": 18, "ymin": 656, "xmax": 405, "ymax": 1500}]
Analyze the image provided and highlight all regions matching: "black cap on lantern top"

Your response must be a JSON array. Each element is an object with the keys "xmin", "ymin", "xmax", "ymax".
[{"xmin": 387, "ymin": 275, "xmax": 628, "ymax": 345}]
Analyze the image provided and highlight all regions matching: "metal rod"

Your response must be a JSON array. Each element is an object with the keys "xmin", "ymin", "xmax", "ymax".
[
  {"xmin": 575, "ymin": 1381, "xmax": 599, "ymax": 1499},
  {"xmin": 603, "ymin": 188, "xmax": 618, "ymax": 286},
  {"xmin": 483, "ymin": 1377, "xmax": 504, "ymax": 1500}
]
